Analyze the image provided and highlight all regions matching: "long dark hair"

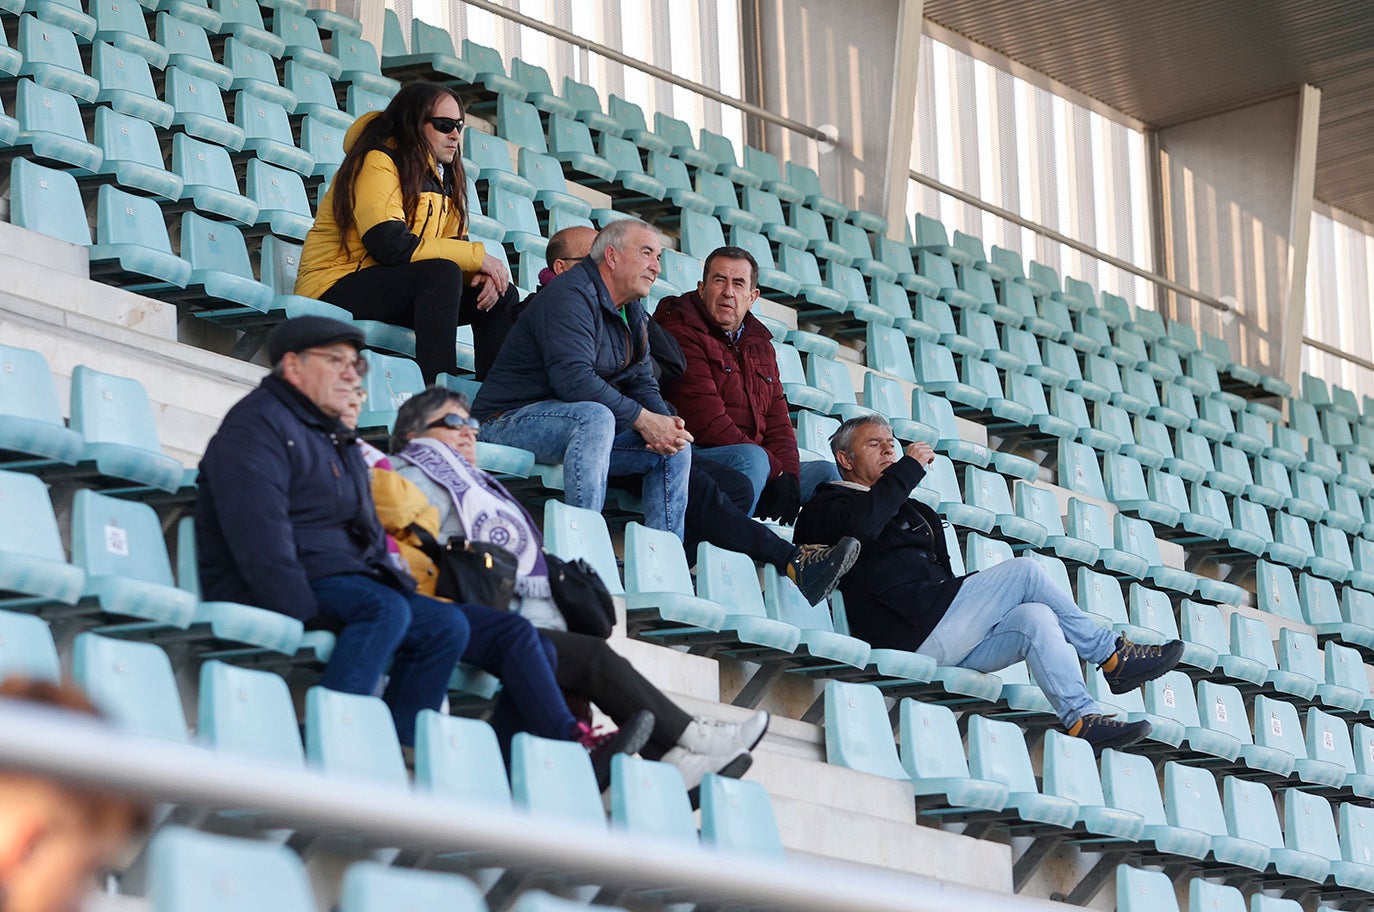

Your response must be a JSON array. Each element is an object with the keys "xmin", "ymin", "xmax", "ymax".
[{"xmin": 331, "ymin": 82, "xmax": 469, "ymax": 248}]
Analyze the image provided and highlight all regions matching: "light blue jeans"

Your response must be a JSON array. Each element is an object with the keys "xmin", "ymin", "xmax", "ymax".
[
  {"xmin": 695, "ymin": 443, "xmax": 842, "ymax": 515},
  {"xmin": 479, "ymin": 399, "xmax": 690, "ymax": 538},
  {"xmin": 914, "ymin": 557, "xmax": 1119, "ymax": 726}
]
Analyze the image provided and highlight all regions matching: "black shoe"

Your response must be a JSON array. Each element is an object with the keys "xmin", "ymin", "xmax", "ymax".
[
  {"xmin": 1101, "ymin": 637, "xmax": 1184, "ymax": 694},
  {"xmin": 1070, "ymin": 714, "xmax": 1151, "ymax": 756},
  {"xmin": 787, "ymin": 537, "xmax": 860, "ymax": 604},
  {"xmin": 586, "ymin": 709, "xmax": 655, "ymax": 792}
]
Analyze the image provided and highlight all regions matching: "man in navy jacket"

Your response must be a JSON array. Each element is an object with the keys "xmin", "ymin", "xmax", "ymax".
[{"xmin": 473, "ymin": 218, "xmax": 691, "ymax": 538}]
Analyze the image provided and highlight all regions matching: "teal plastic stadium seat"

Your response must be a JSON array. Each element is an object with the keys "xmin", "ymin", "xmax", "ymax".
[
  {"xmin": 1220, "ymin": 612, "xmax": 1274, "ymax": 688},
  {"xmin": 157, "ymin": 12, "xmax": 232, "ymax": 87},
  {"xmin": 509, "ymin": 731, "xmax": 606, "ymax": 828},
  {"xmin": 335, "ymin": 35, "xmax": 399, "ymax": 97},
  {"xmin": 72, "ymin": 633, "xmax": 187, "ymax": 740},
  {"xmin": 148, "ymin": 827, "xmax": 315, "ymax": 912},
  {"xmin": 911, "ymin": 392, "xmax": 991, "ymax": 469},
  {"xmin": 283, "ymin": 60, "xmax": 352, "ymax": 130},
  {"xmin": 1116, "ymin": 865, "xmax": 1178, "ymax": 912},
  {"xmin": 380, "ymin": 15, "xmax": 472, "ymax": 85},
  {"xmin": 1225, "ymin": 777, "xmax": 1328, "ymax": 884},
  {"xmin": 272, "ymin": 11, "xmax": 340, "ymax": 78},
  {"xmin": 246, "ymin": 158, "xmax": 314, "ymax": 239},
  {"xmin": 823, "ymin": 681, "xmax": 907, "ymax": 779},
  {"xmin": 546, "ymin": 112, "xmax": 617, "ymax": 182},
  {"xmin": 621, "ymin": 522, "xmax": 729, "ymax": 634},
  {"xmin": 1100, "ymin": 749, "xmax": 1210, "ymax": 859},
  {"xmin": 772, "ymin": 342, "xmax": 832, "ymax": 413},
  {"xmin": 90, "ymin": 41, "xmax": 173, "ymax": 127},
  {"xmin": 966, "ymin": 714, "xmax": 1077, "ymax": 827},
  {"xmin": 298, "ymin": 115, "xmax": 344, "ymax": 181},
  {"xmin": 900, "ymin": 699, "xmax": 1008, "ymax": 814},
  {"xmin": 508, "ymin": 57, "xmax": 576, "ymax": 119},
  {"xmin": 345, "ymin": 84, "xmax": 391, "ymax": 119},
  {"xmin": 211, "ymin": 0, "xmax": 284, "ymax": 56},
  {"xmin": 457, "ymin": 37, "xmax": 522, "ymax": 102},
  {"xmin": 1041, "ymin": 730, "xmax": 1146, "ymax": 839},
  {"xmin": 964, "ymin": 469, "xmax": 1046, "ymax": 547},
  {"xmin": 693, "ymin": 543, "xmax": 802, "ymax": 654},
  {"xmin": 89, "ymin": 183, "xmax": 192, "ymax": 293},
  {"xmin": 0, "ymin": 606, "xmax": 61, "ymax": 679},
  {"xmin": 865, "ymin": 323, "xmax": 917, "ymax": 383},
  {"xmin": 70, "ymin": 366, "xmax": 188, "ymax": 492},
  {"xmin": 0, "ymin": 345, "xmax": 85, "ymax": 468},
  {"xmin": 10, "ymin": 79, "xmax": 103, "ymax": 171},
  {"xmin": 234, "ymin": 91, "xmax": 315, "ymax": 175},
  {"xmin": 171, "ymin": 134, "xmax": 258, "ymax": 223},
  {"xmin": 763, "ymin": 565, "xmax": 870, "ymax": 671},
  {"xmin": 340, "ymin": 862, "xmax": 485, "ymax": 912},
  {"xmin": 699, "ymin": 773, "xmax": 784, "ymax": 857},
  {"xmin": 70, "ymin": 489, "xmax": 195, "ymax": 626},
  {"xmin": 224, "ymin": 38, "xmax": 296, "ymax": 109},
  {"xmin": 558, "ymin": 76, "xmax": 618, "ymax": 136},
  {"xmin": 413, "ymin": 710, "xmax": 510, "ymax": 809},
  {"xmin": 179, "ymin": 210, "xmax": 274, "ymax": 309},
  {"xmin": 609, "ymin": 754, "xmax": 696, "ymax": 843},
  {"xmin": 177, "ymin": 518, "xmax": 303, "ymax": 655},
  {"xmin": 863, "ymin": 373, "xmax": 937, "ymax": 444},
  {"xmin": 542, "ymin": 501, "xmax": 624, "ymax": 597},
  {"xmin": 1163, "ymin": 763, "xmax": 1269, "ymax": 870},
  {"xmin": 166, "ymin": 66, "xmax": 247, "ymax": 150},
  {"xmin": 197, "ymin": 660, "xmax": 304, "ymax": 766},
  {"xmin": 8, "ymin": 158, "xmax": 92, "ymax": 248},
  {"xmin": 1145, "ymin": 674, "xmax": 1241, "ymax": 762},
  {"xmin": 465, "ymin": 125, "xmax": 536, "ymax": 195},
  {"xmin": 305, "ymin": 686, "xmax": 407, "ymax": 786},
  {"xmin": 15, "ymin": 16, "xmax": 98, "ymax": 100},
  {"xmin": 913, "ymin": 340, "xmax": 987, "ymax": 411},
  {"xmin": 90, "ymin": 108, "xmax": 183, "ymax": 201}
]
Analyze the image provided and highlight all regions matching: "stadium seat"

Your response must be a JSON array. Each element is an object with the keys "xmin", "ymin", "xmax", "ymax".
[
  {"xmin": 174, "ymin": 211, "xmax": 270, "ymax": 310},
  {"xmin": 6, "ymin": 79, "xmax": 102, "ymax": 172},
  {"xmin": 1232, "ymin": 779, "xmax": 1330, "ymax": 886},
  {"xmin": 12, "ymin": 15, "xmax": 97, "ymax": 100},
  {"xmin": 1162, "ymin": 764, "xmax": 1268, "ymax": 873},
  {"xmin": 1144, "ymin": 673, "xmax": 1241, "ymax": 763},
  {"xmin": 413, "ymin": 710, "xmax": 510, "ymax": 809},
  {"xmin": 69, "ymin": 366, "xmax": 187, "ymax": 492},
  {"xmin": 305, "ymin": 686, "xmax": 408, "ymax": 787},
  {"xmin": 897, "ymin": 698, "xmax": 1008, "ymax": 817},
  {"xmin": 965, "ymin": 714, "xmax": 1077, "ymax": 828},
  {"xmin": 72, "ymin": 632, "xmax": 187, "ymax": 739},
  {"xmin": 298, "ymin": 115, "xmax": 344, "ymax": 183},
  {"xmin": 333, "ymin": 34, "xmax": 398, "ymax": 98},
  {"xmin": 1041, "ymin": 729, "xmax": 1146, "ymax": 846},
  {"xmin": 0, "ymin": 606, "xmax": 61, "ymax": 680},
  {"xmin": 87, "ymin": 41, "xmax": 172, "ymax": 127},
  {"xmin": 0, "ymin": 343, "xmax": 85, "ymax": 469},
  {"xmin": 171, "ymin": 133, "xmax": 259, "ymax": 224},
  {"xmin": 211, "ymin": 0, "xmax": 284, "ymax": 56},
  {"xmin": 1100, "ymin": 749, "xmax": 1210, "ymax": 861},
  {"xmin": 270, "ymin": 10, "xmax": 340, "ymax": 78},
  {"xmin": 165, "ymin": 66, "xmax": 246, "ymax": 150},
  {"xmin": 148, "ymin": 827, "xmax": 315, "ymax": 912},
  {"xmin": 340, "ymin": 862, "xmax": 485, "ymax": 912},
  {"xmin": 234, "ymin": 91, "xmax": 314, "ymax": 175},
  {"xmin": 510, "ymin": 731, "xmax": 606, "ymax": 828},
  {"xmin": 245, "ymin": 158, "xmax": 314, "ymax": 239},
  {"xmin": 282, "ymin": 60, "xmax": 351, "ymax": 129},
  {"xmin": 609, "ymin": 754, "xmax": 696, "ymax": 844},
  {"xmin": 157, "ymin": 12, "xmax": 232, "ymax": 87},
  {"xmin": 197, "ymin": 660, "xmax": 304, "ymax": 765},
  {"xmin": 88, "ymin": 183, "xmax": 192, "ymax": 293},
  {"xmin": 699, "ymin": 772, "xmax": 784, "ymax": 857},
  {"xmin": 0, "ymin": 470, "xmax": 85, "ymax": 607},
  {"xmin": 380, "ymin": 13, "xmax": 469, "ymax": 86},
  {"xmin": 86, "ymin": 108, "xmax": 181, "ymax": 201}
]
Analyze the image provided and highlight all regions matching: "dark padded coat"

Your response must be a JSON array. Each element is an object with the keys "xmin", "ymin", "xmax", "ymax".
[
  {"xmin": 472, "ymin": 259, "xmax": 667, "ymax": 433},
  {"xmin": 195, "ymin": 374, "xmax": 412, "ymax": 622},
  {"xmin": 654, "ymin": 290, "xmax": 800, "ymax": 479},
  {"xmin": 794, "ymin": 455, "xmax": 966, "ymax": 651}
]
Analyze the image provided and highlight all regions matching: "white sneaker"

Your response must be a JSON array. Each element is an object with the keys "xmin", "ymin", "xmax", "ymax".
[
  {"xmin": 661, "ymin": 745, "xmax": 752, "ymax": 801},
  {"xmin": 676, "ymin": 711, "xmax": 770, "ymax": 757}
]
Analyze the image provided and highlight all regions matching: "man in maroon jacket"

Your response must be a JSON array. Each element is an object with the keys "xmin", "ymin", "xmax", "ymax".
[{"xmin": 655, "ymin": 247, "xmax": 838, "ymax": 523}]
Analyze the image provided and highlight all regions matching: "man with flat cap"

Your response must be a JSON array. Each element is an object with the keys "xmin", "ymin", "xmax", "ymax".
[{"xmin": 194, "ymin": 316, "xmax": 468, "ymax": 746}]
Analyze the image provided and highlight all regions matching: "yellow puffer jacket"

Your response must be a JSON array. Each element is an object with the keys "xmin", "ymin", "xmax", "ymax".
[
  {"xmin": 370, "ymin": 467, "xmax": 443, "ymax": 598},
  {"xmin": 294, "ymin": 111, "xmax": 486, "ymax": 300}
]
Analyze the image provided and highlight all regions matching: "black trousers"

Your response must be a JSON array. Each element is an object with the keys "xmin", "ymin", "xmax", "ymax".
[
  {"xmin": 320, "ymin": 259, "xmax": 520, "ymax": 382},
  {"xmin": 542, "ymin": 628, "xmax": 693, "ymax": 756},
  {"xmin": 683, "ymin": 459, "xmax": 797, "ymax": 571}
]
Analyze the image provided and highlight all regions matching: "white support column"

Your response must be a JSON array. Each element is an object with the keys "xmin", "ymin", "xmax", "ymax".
[
  {"xmin": 1280, "ymin": 83, "xmax": 1322, "ymax": 392},
  {"xmin": 881, "ymin": 0, "xmax": 924, "ymax": 240}
]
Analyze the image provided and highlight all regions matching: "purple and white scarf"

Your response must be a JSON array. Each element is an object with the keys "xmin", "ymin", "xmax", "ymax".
[{"xmin": 397, "ymin": 438, "xmax": 550, "ymax": 599}]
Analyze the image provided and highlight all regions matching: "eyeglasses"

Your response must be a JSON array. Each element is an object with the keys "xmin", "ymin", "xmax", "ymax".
[
  {"xmin": 301, "ymin": 349, "xmax": 369, "ymax": 376},
  {"xmin": 426, "ymin": 413, "xmax": 481, "ymax": 432},
  {"xmin": 426, "ymin": 116, "xmax": 464, "ymax": 135}
]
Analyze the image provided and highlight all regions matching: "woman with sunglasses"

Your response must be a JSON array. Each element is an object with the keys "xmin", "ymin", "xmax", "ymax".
[
  {"xmin": 295, "ymin": 82, "xmax": 515, "ymax": 383},
  {"xmin": 376, "ymin": 386, "xmax": 770, "ymax": 803}
]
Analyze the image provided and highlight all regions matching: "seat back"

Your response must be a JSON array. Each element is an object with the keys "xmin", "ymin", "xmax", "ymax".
[
  {"xmin": 1187, "ymin": 880, "xmax": 1244, "ymax": 912},
  {"xmin": 180, "ymin": 212, "xmax": 257, "ymax": 279},
  {"xmin": 1181, "ymin": 599, "xmax": 1227, "ymax": 658},
  {"xmin": 246, "ymin": 158, "xmax": 312, "ymax": 218},
  {"xmin": 1114, "ymin": 514, "xmax": 1164, "ymax": 565},
  {"xmin": 172, "ymin": 133, "xmax": 246, "ymax": 198},
  {"xmin": 1255, "ymin": 560, "xmax": 1304, "ymax": 621},
  {"xmin": 198, "ymin": 660, "xmax": 304, "ymax": 767},
  {"xmin": 149, "ymin": 827, "xmax": 315, "ymax": 912},
  {"xmin": 410, "ymin": 17, "xmax": 456, "ymax": 56},
  {"xmin": 274, "ymin": 11, "xmax": 327, "ymax": 54},
  {"xmin": 0, "ymin": 607, "xmax": 61, "ymax": 681},
  {"xmin": 340, "ymin": 862, "xmax": 485, "ymax": 912},
  {"xmin": 73, "ymin": 632, "xmax": 187, "ymax": 741},
  {"xmin": 95, "ymin": 107, "xmax": 171, "ymax": 173},
  {"xmin": 1103, "ymin": 452, "xmax": 1149, "ymax": 503},
  {"xmin": 967, "ymin": 714, "xmax": 1039, "ymax": 794},
  {"xmin": 413, "ymin": 710, "xmax": 511, "ymax": 809},
  {"xmin": 865, "ymin": 324, "xmax": 916, "ymax": 382},
  {"xmin": 805, "ymin": 356, "xmax": 857, "ymax": 408},
  {"xmin": 1197, "ymin": 680, "xmax": 1252, "ymax": 745},
  {"xmin": 95, "ymin": 184, "xmax": 180, "ymax": 260},
  {"xmin": 1041, "ymin": 729, "xmax": 1111, "ymax": 809},
  {"xmin": 695, "ymin": 543, "xmax": 766, "ymax": 618},
  {"xmin": 1162, "ymin": 759, "xmax": 1227, "ymax": 836},
  {"xmin": 1058, "ymin": 440, "xmax": 1107, "ymax": 499},
  {"xmin": 1298, "ymin": 572, "xmax": 1342, "ymax": 627},
  {"xmin": 823, "ymin": 681, "xmax": 908, "ymax": 779},
  {"xmin": 964, "ymin": 467, "xmax": 1013, "ymax": 515},
  {"xmin": 1077, "ymin": 567, "xmax": 1127, "ymax": 625},
  {"xmin": 795, "ymin": 411, "xmax": 840, "ymax": 461},
  {"xmin": 1014, "ymin": 483, "xmax": 1067, "ymax": 537},
  {"xmin": 282, "ymin": 60, "xmax": 340, "ymax": 114},
  {"xmin": 1251, "ymin": 695, "xmax": 1305, "ymax": 759},
  {"xmin": 70, "ymin": 488, "xmax": 175, "ymax": 585},
  {"xmin": 93, "ymin": 40, "xmax": 162, "ymax": 106},
  {"xmin": 1099, "ymin": 748, "xmax": 1166, "ymax": 825},
  {"xmin": 1065, "ymin": 498, "xmax": 1112, "ymax": 550},
  {"xmin": 609, "ymin": 754, "xmax": 697, "ymax": 844},
  {"xmin": 623, "ymin": 521, "xmax": 694, "ymax": 597},
  {"xmin": 8, "ymin": 158, "xmax": 92, "ymax": 246},
  {"xmin": 1275, "ymin": 627, "xmax": 1321, "ymax": 683},
  {"xmin": 1339, "ymin": 803, "xmax": 1374, "ymax": 866},
  {"xmin": 304, "ymin": 686, "xmax": 408, "ymax": 787},
  {"xmin": 1306, "ymin": 706, "xmax": 1354, "ymax": 776},
  {"xmin": 1131, "ymin": 584, "xmax": 1182, "ymax": 639},
  {"xmin": 1230, "ymin": 613, "xmax": 1278, "ymax": 672},
  {"xmin": 1325, "ymin": 642, "xmax": 1372, "ymax": 700},
  {"xmin": 1222, "ymin": 775, "xmax": 1283, "ymax": 849},
  {"xmin": 510, "ymin": 732, "xmax": 606, "ymax": 828},
  {"xmin": 699, "ymin": 773, "xmax": 784, "ymax": 857},
  {"xmin": 234, "ymin": 90, "xmax": 298, "ymax": 146}
]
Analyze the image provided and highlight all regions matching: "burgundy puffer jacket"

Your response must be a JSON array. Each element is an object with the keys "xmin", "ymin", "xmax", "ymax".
[{"xmin": 654, "ymin": 291, "xmax": 800, "ymax": 478}]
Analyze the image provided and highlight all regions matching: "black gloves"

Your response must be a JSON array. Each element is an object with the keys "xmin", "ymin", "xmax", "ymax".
[{"xmin": 755, "ymin": 473, "xmax": 802, "ymax": 524}]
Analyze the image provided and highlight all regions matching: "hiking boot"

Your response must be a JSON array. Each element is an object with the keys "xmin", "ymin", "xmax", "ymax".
[
  {"xmin": 661, "ymin": 745, "xmax": 753, "ymax": 807},
  {"xmin": 676, "ymin": 711, "xmax": 770, "ymax": 757},
  {"xmin": 1101, "ymin": 636, "xmax": 1184, "ymax": 694},
  {"xmin": 787, "ymin": 537, "xmax": 860, "ymax": 604},
  {"xmin": 1069, "ymin": 713, "xmax": 1151, "ymax": 755},
  {"xmin": 582, "ymin": 709, "xmax": 655, "ymax": 792}
]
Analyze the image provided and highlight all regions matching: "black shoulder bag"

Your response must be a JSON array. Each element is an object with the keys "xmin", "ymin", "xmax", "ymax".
[
  {"xmin": 545, "ymin": 552, "xmax": 616, "ymax": 639},
  {"xmin": 407, "ymin": 523, "xmax": 519, "ymax": 612}
]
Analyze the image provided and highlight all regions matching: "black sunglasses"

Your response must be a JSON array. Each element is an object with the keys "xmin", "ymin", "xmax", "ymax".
[
  {"xmin": 427, "ymin": 413, "xmax": 480, "ymax": 431},
  {"xmin": 426, "ymin": 116, "xmax": 465, "ymax": 134}
]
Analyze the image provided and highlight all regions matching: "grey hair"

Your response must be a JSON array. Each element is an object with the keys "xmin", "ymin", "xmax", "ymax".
[
  {"xmin": 588, "ymin": 217, "xmax": 653, "ymax": 264},
  {"xmin": 829, "ymin": 414, "xmax": 894, "ymax": 460},
  {"xmin": 389, "ymin": 386, "xmax": 469, "ymax": 454}
]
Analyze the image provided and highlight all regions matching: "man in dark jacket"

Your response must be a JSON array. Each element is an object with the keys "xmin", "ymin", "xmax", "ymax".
[
  {"xmin": 795, "ymin": 414, "xmax": 1185, "ymax": 754},
  {"xmin": 473, "ymin": 218, "xmax": 691, "ymax": 538},
  {"xmin": 655, "ymin": 247, "xmax": 839, "ymax": 523}
]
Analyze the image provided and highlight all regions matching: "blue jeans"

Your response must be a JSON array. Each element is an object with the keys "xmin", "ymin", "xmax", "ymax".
[
  {"xmin": 695, "ymin": 443, "xmax": 771, "ymax": 514},
  {"xmin": 480, "ymin": 399, "xmax": 690, "ymax": 538},
  {"xmin": 914, "ymin": 557, "xmax": 1118, "ymax": 726},
  {"xmin": 800, "ymin": 459, "xmax": 840, "ymax": 503},
  {"xmin": 311, "ymin": 574, "xmax": 468, "ymax": 746}
]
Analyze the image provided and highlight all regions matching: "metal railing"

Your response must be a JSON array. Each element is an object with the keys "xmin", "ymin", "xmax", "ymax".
[{"xmin": 0, "ymin": 702, "xmax": 1065, "ymax": 912}]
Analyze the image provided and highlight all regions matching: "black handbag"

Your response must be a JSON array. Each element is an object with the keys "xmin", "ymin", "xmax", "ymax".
[
  {"xmin": 545, "ymin": 552, "xmax": 616, "ymax": 639},
  {"xmin": 407, "ymin": 523, "xmax": 518, "ymax": 612}
]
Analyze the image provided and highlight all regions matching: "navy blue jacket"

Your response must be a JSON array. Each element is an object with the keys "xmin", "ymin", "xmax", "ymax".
[
  {"xmin": 195, "ymin": 375, "xmax": 412, "ymax": 621},
  {"xmin": 472, "ymin": 259, "xmax": 668, "ymax": 432},
  {"xmin": 795, "ymin": 456, "xmax": 966, "ymax": 651}
]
